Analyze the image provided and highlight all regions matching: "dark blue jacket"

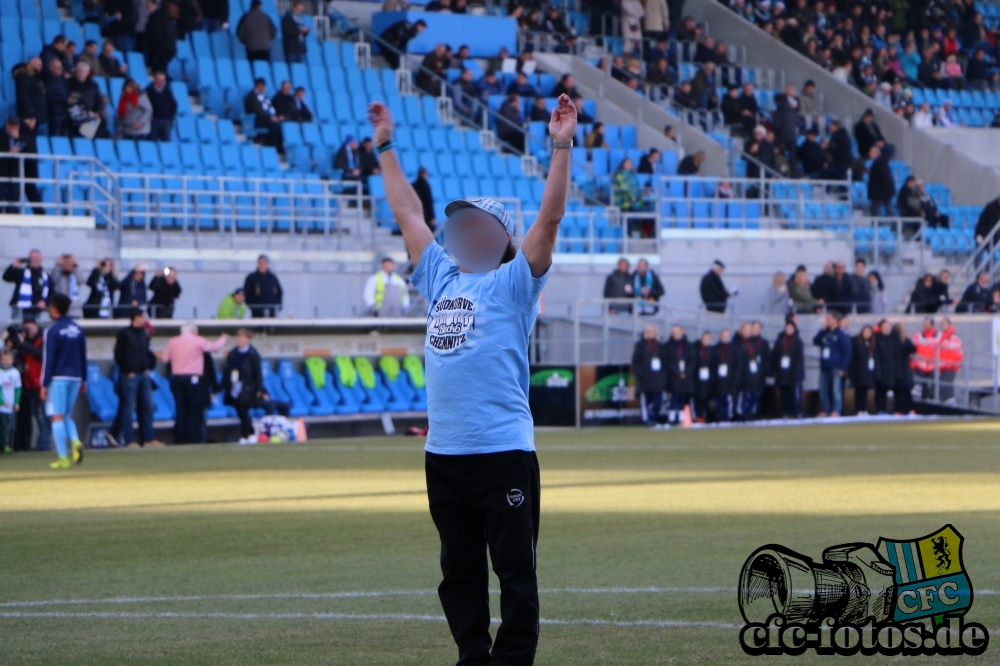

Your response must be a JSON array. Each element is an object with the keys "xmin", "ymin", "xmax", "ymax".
[
  {"xmin": 42, "ymin": 316, "xmax": 87, "ymax": 386},
  {"xmin": 813, "ymin": 327, "xmax": 852, "ymax": 373}
]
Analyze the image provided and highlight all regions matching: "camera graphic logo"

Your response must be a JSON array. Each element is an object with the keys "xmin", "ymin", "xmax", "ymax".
[{"xmin": 737, "ymin": 525, "xmax": 988, "ymax": 656}]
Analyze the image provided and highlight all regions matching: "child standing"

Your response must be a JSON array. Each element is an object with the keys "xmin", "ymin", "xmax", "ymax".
[{"xmin": 0, "ymin": 348, "xmax": 22, "ymax": 454}]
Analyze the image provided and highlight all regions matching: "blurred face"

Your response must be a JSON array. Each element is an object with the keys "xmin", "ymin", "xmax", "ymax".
[
  {"xmin": 445, "ymin": 208, "xmax": 510, "ymax": 273},
  {"xmin": 617, "ymin": 259, "xmax": 629, "ymax": 273},
  {"xmin": 939, "ymin": 271, "xmax": 950, "ymax": 284},
  {"xmin": 752, "ymin": 322, "xmax": 762, "ymax": 337},
  {"xmin": 258, "ymin": 258, "xmax": 269, "ymax": 273},
  {"xmin": 671, "ymin": 326, "xmax": 683, "ymax": 340},
  {"xmin": 636, "ymin": 259, "xmax": 648, "ymax": 274},
  {"xmin": 131, "ymin": 313, "xmax": 146, "ymax": 328},
  {"xmin": 234, "ymin": 291, "xmax": 245, "ymax": 304},
  {"xmin": 381, "ymin": 259, "xmax": 395, "ymax": 274},
  {"xmin": 154, "ymin": 73, "xmax": 166, "ymax": 88},
  {"xmin": 29, "ymin": 251, "xmax": 41, "ymax": 267},
  {"xmin": 720, "ymin": 330, "xmax": 731, "ymax": 344},
  {"xmin": 49, "ymin": 60, "xmax": 62, "ymax": 77},
  {"xmin": 701, "ymin": 333, "xmax": 712, "ymax": 345},
  {"xmin": 102, "ymin": 43, "xmax": 114, "ymax": 57},
  {"xmin": 237, "ymin": 331, "xmax": 251, "ymax": 347},
  {"xmin": 643, "ymin": 325, "xmax": 658, "ymax": 340},
  {"xmin": 980, "ymin": 273, "xmax": 990, "ymax": 288},
  {"xmin": 24, "ymin": 322, "xmax": 38, "ymax": 338},
  {"xmin": 281, "ymin": 82, "xmax": 292, "ymax": 95}
]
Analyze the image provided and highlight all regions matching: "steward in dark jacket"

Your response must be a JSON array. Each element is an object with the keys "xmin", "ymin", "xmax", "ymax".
[
  {"xmin": 714, "ymin": 332, "xmax": 745, "ymax": 421},
  {"xmin": 693, "ymin": 334, "xmax": 717, "ymax": 421},
  {"xmin": 13, "ymin": 61, "xmax": 48, "ymax": 125},
  {"xmin": 114, "ymin": 317, "xmax": 154, "ymax": 375},
  {"xmin": 631, "ymin": 333, "xmax": 668, "ymax": 395},
  {"xmin": 772, "ymin": 323, "xmax": 804, "ymax": 417},
  {"xmin": 867, "ymin": 147, "xmax": 896, "ymax": 207},
  {"xmin": 632, "ymin": 331, "xmax": 668, "ymax": 426},
  {"xmin": 222, "ymin": 331, "xmax": 290, "ymax": 441},
  {"xmin": 664, "ymin": 330, "xmax": 696, "ymax": 397},
  {"xmin": 738, "ymin": 328, "xmax": 769, "ymax": 395},
  {"xmin": 850, "ymin": 329, "xmax": 876, "ymax": 413}
]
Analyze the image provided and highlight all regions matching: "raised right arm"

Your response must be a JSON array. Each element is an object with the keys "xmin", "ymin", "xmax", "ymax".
[{"xmin": 368, "ymin": 102, "xmax": 435, "ymax": 265}]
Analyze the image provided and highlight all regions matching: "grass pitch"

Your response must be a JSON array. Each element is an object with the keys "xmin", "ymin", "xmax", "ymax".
[{"xmin": 2, "ymin": 420, "xmax": 1000, "ymax": 664}]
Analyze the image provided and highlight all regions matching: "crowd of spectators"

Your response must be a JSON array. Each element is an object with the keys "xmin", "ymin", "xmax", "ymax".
[
  {"xmin": 724, "ymin": 0, "xmax": 1000, "ymax": 125},
  {"xmin": 2, "ymin": 250, "xmax": 287, "ymax": 323},
  {"xmin": 765, "ymin": 258, "xmax": 885, "ymax": 315}
]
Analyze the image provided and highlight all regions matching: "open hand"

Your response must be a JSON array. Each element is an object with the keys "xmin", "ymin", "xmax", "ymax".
[
  {"xmin": 549, "ymin": 94, "xmax": 578, "ymax": 143},
  {"xmin": 368, "ymin": 102, "xmax": 395, "ymax": 146}
]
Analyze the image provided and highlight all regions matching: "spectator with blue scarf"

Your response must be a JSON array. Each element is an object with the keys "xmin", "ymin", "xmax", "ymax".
[
  {"xmin": 281, "ymin": 0, "xmax": 310, "ymax": 63},
  {"xmin": 632, "ymin": 258, "xmax": 664, "ymax": 315},
  {"xmin": 3, "ymin": 250, "xmax": 49, "ymax": 321},
  {"xmin": 244, "ymin": 78, "xmax": 283, "ymax": 150}
]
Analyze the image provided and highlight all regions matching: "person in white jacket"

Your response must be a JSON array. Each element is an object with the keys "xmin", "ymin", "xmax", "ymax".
[
  {"xmin": 621, "ymin": 0, "xmax": 645, "ymax": 55},
  {"xmin": 911, "ymin": 102, "xmax": 934, "ymax": 129}
]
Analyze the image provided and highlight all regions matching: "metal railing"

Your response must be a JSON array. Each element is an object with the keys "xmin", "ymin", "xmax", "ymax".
[
  {"xmin": 653, "ymin": 175, "xmax": 852, "ymax": 230},
  {"xmin": 955, "ymin": 217, "xmax": 1000, "ymax": 289}
]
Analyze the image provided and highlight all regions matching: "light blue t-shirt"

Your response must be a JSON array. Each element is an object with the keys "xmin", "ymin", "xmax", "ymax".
[{"xmin": 410, "ymin": 242, "xmax": 548, "ymax": 455}]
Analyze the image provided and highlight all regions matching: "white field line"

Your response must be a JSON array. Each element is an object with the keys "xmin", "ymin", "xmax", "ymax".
[
  {"xmin": 0, "ymin": 610, "xmax": 741, "ymax": 629},
  {"xmin": 0, "ymin": 587, "xmax": 738, "ymax": 609}
]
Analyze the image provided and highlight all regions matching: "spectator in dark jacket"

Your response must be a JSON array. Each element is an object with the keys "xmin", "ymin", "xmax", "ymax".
[
  {"xmin": 377, "ymin": 19, "xmax": 427, "ymax": 69},
  {"xmin": 200, "ymin": 0, "xmax": 231, "ymax": 32},
  {"xmin": 292, "ymin": 86, "xmax": 313, "ymax": 122},
  {"xmin": 114, "ymin": 309, "xmax": 162, "ymax": 447},
  {"xmin": 44, "ymin": 59, "xmax": 70, "ymax": 137},
  {"xmin": 98, "ymin": 41, "xmax": 128, "ymax": 78},
  {"xmin": 677, "ymin": 151, "xmax": 705, "ymax": 175},
  {"xmin": 797, "ymin": 128, "xmax": 828, "ymax": 177},
  {"xmin": 145, "ymin": 1, "xmax": 180, "ymax": 74},
  {"xmin": 828, "ymin": 119, "xmax": 853, "ymax": 177},
  {"xmin": 358, "ymin": 137, "xmax": 381, "ymax": 180},
  {"xmin": 867, "ymin": 145, "xmax": 895, "ymax": 217},
  {"xmin": 237, "ymin": 0, "xmax": 278, "ymax": 61},
  {"xmin": 149, "ymin": 268, "xmax": 181, "ymax": 319},
  {"xmin": 699, "ymin": 260, "xmax": 731, "ymax": 313},
  {"xmin": 773, "ymin": 321, "xmax": 804, "ymax": 418},
  {"xmin": 223, "ymin": 328, "xmax": 290, "ymax": 444},
  {"xmin": 603, "ymin": 257, "xmax": 634, "ymax": 314},
  {"xmin": 67, "ymin": 63, "xmax": 106, "ymax": 137},
  {"xmin": 714, "ymin": 329, "xmax": 744, "ymax": 422},
  {"xmin": 333, "ymin": 135, "xmax": 361, "ymax": 183},
  {"xmin": 243, "ymin": 255, "xmax": 283, "ymax": 317},
  {"xmin": 497, "ymin": 94, "xmax": 524, "ymax": 152},
  {"xmin": 975, "ymin": 196, "xmax": 1000, "ymax": 245},
  {"xmin": 281, "ymin": 0, "xmax": 310, "ymax": 63},
  {"xmin": 814, "ymin": 312, "xmax": 852, "ymax": 416},
  {"xmin": 271, "ymin": 80, "xmax": 297, "ymax": 120},
  {"xmin": 244, "ymin": 78, "xmax": 283, "ymax": 150},
  {"xmin": 957, "ymin": 271, "xmax": 992, "ymax": 313},
  {"xmin": 632, "ymin": 325, "xmax": 668, "ymax": 427},
  {"xmin": 909, "ymin": 273, "xmax": 941, "ymax": 314},
  {"xmin": 853, "ymin": 109, "xmax": 885, "ymax": 158},
  {"xmin": 146, "ymin": 72, "xmax": 177, "ymax": 142},
  {"xmin": 693, "ymin": 331, "xmax": 716, "ymax": 422},
  {"xmin": 664, "ymin": 325, "xmax": 695, "ymax": 425},
  {"xmin": 771, "ymin": 93, "xmax": 800, "ymax": 176},
  {"xmin": 84, "ymin": 258, "xmax": 118, "ymax": 319},
  {"xmin": 3, "ymin": 251, "xmax": 49, "ymax": 320},
  {"xmin": 14, "ymin": 58, "xmax": 48, "ymax": 131},
  {"xmin": 116, "ymin": 266, "xmax": 147, "ymax": 318},
  {"xmin": 721, "ymin": 85, "xmax": 743, "ymax": 127},
  {"xmin": 849, "ymin": 325, "xmax": 876, "ymax": 415},
  {"xmin": 411, "ymin": 167, "xmax": 435, "ymax": 230}
]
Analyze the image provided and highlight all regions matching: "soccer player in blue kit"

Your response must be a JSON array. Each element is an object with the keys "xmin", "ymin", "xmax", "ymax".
[{"xmin": 367, "ymin": 93, "xmax": 576, "ymax": 665}]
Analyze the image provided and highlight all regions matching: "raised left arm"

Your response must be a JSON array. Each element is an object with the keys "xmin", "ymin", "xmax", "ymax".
[{"xmin": 521, "ymin": 94, "xmax": 577, "ymax": 278}]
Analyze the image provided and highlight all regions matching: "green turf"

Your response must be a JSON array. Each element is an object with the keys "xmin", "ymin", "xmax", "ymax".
[{"xmin": 2, "ymin": 420, "xmax": 1000, "ymax": 664}]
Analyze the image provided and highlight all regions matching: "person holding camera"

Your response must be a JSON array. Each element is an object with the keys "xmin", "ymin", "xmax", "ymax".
[
  {"xmin": 3, "ymin": 250, "xmax": 49, "ymax": 321},
  {"xmin": 149, "ymin": 267, "xmax": 181, "ymax": 319},
  {"xmin": 7, "ymin": 319, "xmax": 51, "ymax": 451},
  {"xmin": 84, "ymin": 258, "xmax": 119, "ymax": 319}
]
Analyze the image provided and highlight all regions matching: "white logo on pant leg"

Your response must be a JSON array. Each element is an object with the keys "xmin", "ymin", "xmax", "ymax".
[{"xmin": 507, "ymin": 489, "xmax": 524, "ymax": 507}]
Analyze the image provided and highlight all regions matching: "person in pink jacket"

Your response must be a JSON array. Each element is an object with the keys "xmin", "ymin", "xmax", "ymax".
[{"xmin": 161, "ymin": 323, "xmax": 228, "ymax": 443}]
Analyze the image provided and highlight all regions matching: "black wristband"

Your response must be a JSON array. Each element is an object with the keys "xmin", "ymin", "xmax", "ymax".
[{"xmin": 376, "ymin": 140, "xmax": 394, "ymax": 154}]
